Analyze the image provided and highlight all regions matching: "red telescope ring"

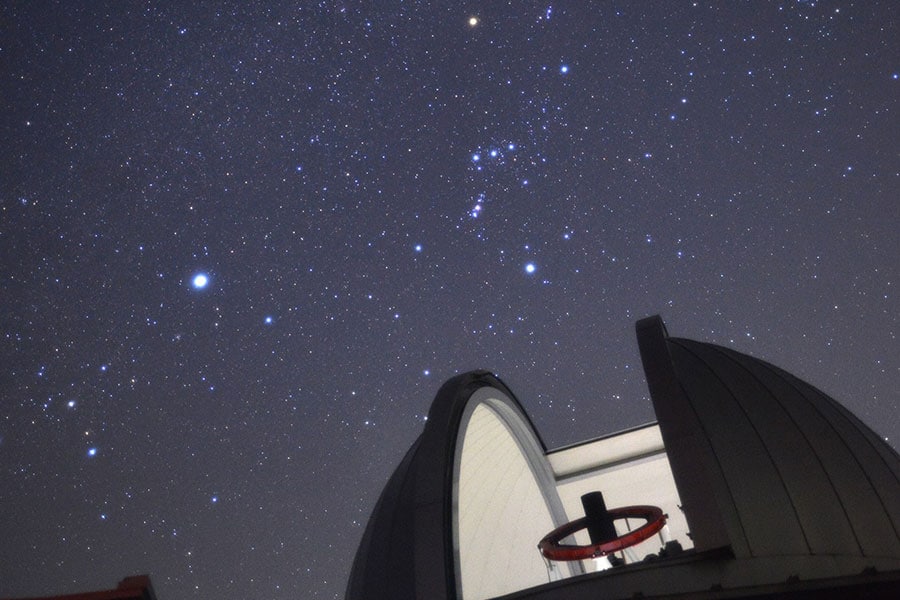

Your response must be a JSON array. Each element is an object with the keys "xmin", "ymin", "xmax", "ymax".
[{"xmin": 538, "ymin": 505, "xmax": 666, "ymax": 561}]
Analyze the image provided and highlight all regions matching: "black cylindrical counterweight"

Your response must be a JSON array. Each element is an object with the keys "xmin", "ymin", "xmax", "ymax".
[{"xmin": 581, "ymin": 491, "xmax": 617, "ymax": 544}]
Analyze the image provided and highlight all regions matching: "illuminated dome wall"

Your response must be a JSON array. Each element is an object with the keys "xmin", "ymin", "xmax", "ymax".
[
  {"xmin": 345, "ymin": 372, "xmax": 577, "ymax": 600},
  {"xmin": 452, "ymin": 389, "xmax": 574, "ymax": 599}
]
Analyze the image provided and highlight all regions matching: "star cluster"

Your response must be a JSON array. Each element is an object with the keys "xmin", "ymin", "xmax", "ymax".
[{"xmin": 2, "ymin": 2, "xmax": 898, "ymax": 599}]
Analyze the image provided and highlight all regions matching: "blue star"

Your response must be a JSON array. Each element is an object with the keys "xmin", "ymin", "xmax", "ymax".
[
  {"xmin": 87, "ymin": 447, "xmax": 98, "ymax": 457},
  {"xmin": 525, "ymin": 263, "xmax": 536, "ymax": 274},
  {"xmin": 192, "ymin": 273, "xmax": 209, "ymax": 289},
  {"xmin": 264, "ymin": 316, "xmax": 274, "ymax": 325},
  {"xmin": 560, "ymin": 64, "xmax": 569, "ymax": 74}
]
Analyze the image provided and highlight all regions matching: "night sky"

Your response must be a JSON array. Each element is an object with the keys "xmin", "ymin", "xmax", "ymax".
[{"xmin": 2, "ymin": 2, "xmax": 898, "ymax": 598}]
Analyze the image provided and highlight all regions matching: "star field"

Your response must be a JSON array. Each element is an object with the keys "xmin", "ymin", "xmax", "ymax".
[{"xmin": 2, "ymin": 2, "xmax": 898, "ymax": 599}]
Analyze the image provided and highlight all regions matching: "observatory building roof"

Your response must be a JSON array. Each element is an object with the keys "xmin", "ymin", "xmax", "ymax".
[{"xmin": 347, "ymin": 316, "xmax": 900, "ymax": 599}]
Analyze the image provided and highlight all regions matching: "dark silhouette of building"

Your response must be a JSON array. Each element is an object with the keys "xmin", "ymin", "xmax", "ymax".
[{"xmin": 3, "ymin": 576, "xmax": 157, "ymax": 600}]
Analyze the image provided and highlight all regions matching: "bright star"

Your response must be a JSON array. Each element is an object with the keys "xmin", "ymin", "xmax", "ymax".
[
  {"xmin": 468, "ymin": 16, "xmax": 479, "ymax": 27},
  {"xmin": 87, "ymin": 447, "xmax": 98, "ymax": 457},
  {"xmin": 192, "ymin": 273, "xmax": 209, "ymax": 289},
  {"xmin": 264, "ymin": 316, "xmax": 274, "ymax": 325},
  {"xmin": 560, "ymin": 64, "xmax": 569, "ymax": 74},
  {"xmin": 525, "ymin": 263, "xmax": 536, "ymax": 274}
]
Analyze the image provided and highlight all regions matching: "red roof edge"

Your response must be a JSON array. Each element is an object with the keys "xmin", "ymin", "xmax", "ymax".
[{"xmin": 4, "ymin": 575, "xmax": 157, "ymax": 600}]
